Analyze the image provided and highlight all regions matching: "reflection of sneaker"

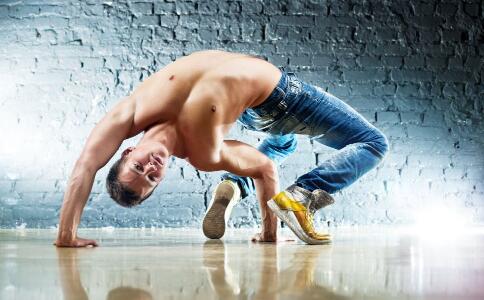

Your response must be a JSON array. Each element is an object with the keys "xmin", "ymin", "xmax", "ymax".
[
  {"xmin": 267, "ymin": 184, "xmax": 334, "ymax": 245},
  {"xmin": 202, "ymin": 240, "xmax": 241, "ymax": 296},
  {"xmin": 203, "ymin": 180, "xmax": 241, "ymax": 239}
]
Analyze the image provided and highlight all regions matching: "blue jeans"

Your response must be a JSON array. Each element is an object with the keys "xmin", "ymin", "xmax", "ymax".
[{"xmin": 222, "ymin": 68, "xmax": 389, "ymax": 199}]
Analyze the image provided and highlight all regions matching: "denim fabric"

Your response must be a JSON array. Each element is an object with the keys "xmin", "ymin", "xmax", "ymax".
[{"xmin": 222, "ymin": 68, "xmax": 389, "ymax": 198}]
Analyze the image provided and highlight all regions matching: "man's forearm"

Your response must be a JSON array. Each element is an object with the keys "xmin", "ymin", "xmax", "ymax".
[
  {"xmin": 254, "ymin": 169, "xmax": 279, "ymax": 239},
  {"xmin": 57, "ymin": 161, "xmax": 96, "ymax": 243},
  {"xmin": 216, "ymin": 140, "xmax": 281, "ymax": 240}
]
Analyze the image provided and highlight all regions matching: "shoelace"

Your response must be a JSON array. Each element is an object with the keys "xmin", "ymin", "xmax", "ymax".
[
  {"xmin": 290, "ymin": 188, "xmax": 317, "ymax": 232},
  {"xmin": 305, "ymin": 210, "xmax": 315, "ymax": 231}
]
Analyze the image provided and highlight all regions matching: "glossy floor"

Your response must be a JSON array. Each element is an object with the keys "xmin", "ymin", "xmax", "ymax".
[{"xmin": 1, "ymin": 227, "xmax": 484, "ymax": 300}]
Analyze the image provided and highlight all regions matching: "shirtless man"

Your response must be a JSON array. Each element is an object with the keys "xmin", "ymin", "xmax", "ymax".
[{"xmin": 54, "ymin": 50, "xmax": 388, "ymax": 247}]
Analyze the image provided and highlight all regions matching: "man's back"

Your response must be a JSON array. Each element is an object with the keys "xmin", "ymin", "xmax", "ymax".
[
  {"xmin": 129, "ymin": 50, "xmax": 281, "ymax": 135},
  {"xmin": 128, "ymin": 49, "xmax": 282, "ymax": 164}
]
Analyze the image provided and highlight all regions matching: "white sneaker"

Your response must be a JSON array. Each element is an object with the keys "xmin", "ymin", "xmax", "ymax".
[{"xmin": 203, "ymin": 180, "xmax": 241, "ymax": 239}]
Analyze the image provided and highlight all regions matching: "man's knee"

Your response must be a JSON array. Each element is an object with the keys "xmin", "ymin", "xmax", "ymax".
[
  {"xmin": 268, "ymin": 134, "xmax": 298, "ymax": 153},
  {"xmin": 282, "ymin": 134, "xmax": 298, "ymax": 153},
  {"xmin": 372, "ymin": 130, "xmax": 389, "ymax": 159}
]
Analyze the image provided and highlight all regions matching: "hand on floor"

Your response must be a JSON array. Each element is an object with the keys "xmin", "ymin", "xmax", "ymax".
[
  {"xmin": 54, "ymin": 237, "xmax": 98, "ymax": 248},
  {"xmin": 251, "ymin": 232, "xmax": 295, "ymax": 243}
]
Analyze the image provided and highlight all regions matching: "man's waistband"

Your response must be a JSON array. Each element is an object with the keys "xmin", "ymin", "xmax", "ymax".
[{"xmin": 252, "ymin": 67, "xmax": 288, "ymax": 116}]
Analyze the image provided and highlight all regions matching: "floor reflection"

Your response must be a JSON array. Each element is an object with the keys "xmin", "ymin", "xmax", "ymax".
[
  {"xmin": 1, "ymin": 228, "xmax": 483, "ymax": 299},
  {"xmin": 106, "ymin": 287, "xmax": 152, "ymax": 300},
  {"xmin": 202, "ymin": 240, "xmax": 349, "ymax": 300},
  {"xmin": 56, "ymin": 249, "xmax": 153, "ymax": 300},
  {"xmin": 57, "ymin": 249, "xmax": 89, "ymax": 300}
]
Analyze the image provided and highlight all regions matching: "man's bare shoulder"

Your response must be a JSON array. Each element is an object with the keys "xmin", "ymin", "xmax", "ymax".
[
  {"xmin": 103, "ymin": 97, "xmax": 139, "ymax": 137},
  {"xmin": 185, "ymin": 49, "xmax": 242, "ymax": 58}
]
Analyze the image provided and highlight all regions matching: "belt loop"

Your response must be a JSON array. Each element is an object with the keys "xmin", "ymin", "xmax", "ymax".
[{"xmin": 277, "ymin": 99, "xmax": 287, "ymax": 111}]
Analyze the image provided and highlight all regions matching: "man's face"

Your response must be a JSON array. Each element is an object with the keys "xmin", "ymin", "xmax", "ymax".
[{"xmin": 118, "ymin": 146, "xmax": 167, "ymax": 199}]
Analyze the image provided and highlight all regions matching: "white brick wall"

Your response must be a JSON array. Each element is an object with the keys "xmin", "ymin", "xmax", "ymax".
[{"xmin": 0, "ymin": 0, "xmax": 482, "ymax": 228}]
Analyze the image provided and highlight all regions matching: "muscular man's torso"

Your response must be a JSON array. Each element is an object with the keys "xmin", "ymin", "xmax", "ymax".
[{"xmin": 126, "ymin": 50, "xmax": 282, "ymax": 167}]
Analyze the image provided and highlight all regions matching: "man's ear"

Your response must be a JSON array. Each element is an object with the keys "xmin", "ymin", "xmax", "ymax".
[{"xmin": 122, "ymin": 147, "xmax": 135, "ymax": 157}]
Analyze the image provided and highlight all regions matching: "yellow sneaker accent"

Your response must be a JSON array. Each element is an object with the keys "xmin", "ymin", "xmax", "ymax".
[
  {"xmin": 268, "ymin": 190, "xmax": 331, "ymax": 245},
  {"xmin": 272, "ymin": 191, "xmax": 307, "ymax": 212}
]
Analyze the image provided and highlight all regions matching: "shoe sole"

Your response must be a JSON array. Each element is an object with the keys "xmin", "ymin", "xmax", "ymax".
[
  {"xmin": 203, "ymin": 182, "xmax": 239, "ymax": 239},
  {"xmin": 267, "ymin": 199, "xmax": 331, "ymax": 245}
]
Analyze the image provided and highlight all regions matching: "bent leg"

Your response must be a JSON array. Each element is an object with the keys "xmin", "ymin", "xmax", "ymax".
[
  {"xmin": 293, "ymin": 88, "xmax": 389, "ymax": 193},
  {"xmin": 221, "ymin": 134, "xmax": 297, "ymax": 198},
  {"xmin": 297, "ymin": 129, "xmax": 388, "ymax": 193}
]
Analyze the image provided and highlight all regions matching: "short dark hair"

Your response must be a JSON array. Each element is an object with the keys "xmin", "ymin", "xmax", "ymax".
[{"xmin": 106, "ymin": 158, "xmax": 153, "ymax": 207}]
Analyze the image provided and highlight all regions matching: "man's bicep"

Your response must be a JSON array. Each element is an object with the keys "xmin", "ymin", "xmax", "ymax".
[
  {"xmin": 218, "ymin": 140, "xmax": 273, "ymax": 179},
  {"xmin": 79, "ymin": 98, "xmax": 136, "ymax": 169}
]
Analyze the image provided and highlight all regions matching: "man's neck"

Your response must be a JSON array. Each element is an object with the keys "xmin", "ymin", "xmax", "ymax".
[{"xmin": 140, "ymin": 122, "xmax": 186, "ymax": 158}]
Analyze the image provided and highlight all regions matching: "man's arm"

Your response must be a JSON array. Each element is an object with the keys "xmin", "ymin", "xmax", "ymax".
[
  {"xmin": 214, "ymin": 140, "xmax": 280, "ymax": 241},
  {"xmin": 55, "ymin": 97, "xmax": 136, "ymax": 247}
]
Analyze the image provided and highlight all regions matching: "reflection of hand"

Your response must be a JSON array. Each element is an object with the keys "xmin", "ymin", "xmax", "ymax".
[
  {"xmin": 54, "ymin": 237, "xmax": 98, "ymax": 248},
  {"xmin": 107, "ymin": 287, "xmax": 153, "ymax": 300},
  {"xmin": 56, "ymin": 249, "xmax": 89, "ymax": 300}
]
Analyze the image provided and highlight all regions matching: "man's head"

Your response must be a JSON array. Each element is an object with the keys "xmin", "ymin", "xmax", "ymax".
[{"xmin": 106, "ymin": 143, "xmax": 168, "ymax": 207}]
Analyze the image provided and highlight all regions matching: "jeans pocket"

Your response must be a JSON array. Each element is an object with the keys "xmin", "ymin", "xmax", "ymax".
[
  {"xmin": 295, "ymin": 117, "xmax": 313, "ymax": 135},
  {"xmin": 268, "ymin": 113, "xmax": 312, "ymax": 135}
]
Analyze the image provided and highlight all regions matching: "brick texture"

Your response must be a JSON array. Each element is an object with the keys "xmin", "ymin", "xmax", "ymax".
[{"xmin": 0, "ymin": 0, "xmax": 483, "ymax": 228}]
